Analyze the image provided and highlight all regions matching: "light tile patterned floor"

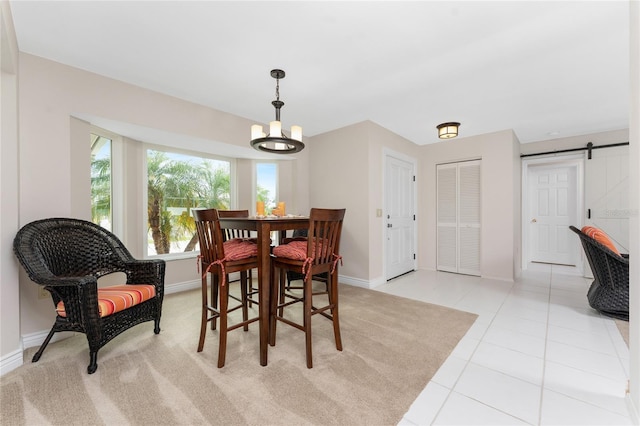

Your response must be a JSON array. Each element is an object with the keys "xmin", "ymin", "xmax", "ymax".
[{"xmin": 375, "ymin": 264, "xmax": 632, "ymax": 425}]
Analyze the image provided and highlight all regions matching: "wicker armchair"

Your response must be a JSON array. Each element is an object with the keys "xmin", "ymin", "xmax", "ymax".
[
  {"xmin": 13, "ymin": 218, "xmax": 165, "ymax": 373},
  {"xmin": 569, "ymin": 226, "xmax": 629, "ymax": 320}
]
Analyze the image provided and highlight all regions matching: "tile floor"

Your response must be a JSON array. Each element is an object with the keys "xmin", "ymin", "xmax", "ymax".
[{"xmin": 374, "ymin": 263, "xmax": 632, "ymax": 425}]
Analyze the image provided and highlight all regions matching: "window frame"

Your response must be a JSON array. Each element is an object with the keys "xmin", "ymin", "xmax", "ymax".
[
  {"xmin": 90, "ymin": 126, "xmax": 124, "ymax": 237},
  {"xmin": 142, "ymin": 142, "xmax": 236, "ymax": 260}
]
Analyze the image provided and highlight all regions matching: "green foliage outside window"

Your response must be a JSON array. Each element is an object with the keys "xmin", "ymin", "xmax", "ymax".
[{"xmin": 90, "ymin": 142, "xmax": 232, "ymax": 256}]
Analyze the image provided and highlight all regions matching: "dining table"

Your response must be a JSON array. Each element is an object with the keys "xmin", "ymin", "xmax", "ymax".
[{"xmin": 217, "ymin": 215, "xmax": 309, "ymax": 366}]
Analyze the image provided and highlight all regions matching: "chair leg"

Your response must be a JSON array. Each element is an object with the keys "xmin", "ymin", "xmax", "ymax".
[
  {"xmin": 198, "ymin": 274, "xmax": 209, "ymax": 352},
  {"xmin": 240, "ymin": 271, "xmax": 249, "ymax": 331},
  {"xmin": 87, "ymin": 351, "xmax": 98, "ymax": 374},
  {"xmin": 278, "ymin": 268, "xmax": 286, "ymax": 317},
  {"xmin": 211, "ymin": 273, "xmax": 219, "ymax": 330},
  {"xmin": 32, "ymin": 327, "xmax": 56, "ymax": 362},
  {"xmin": 304, "ymin": 275, "xmax": 313, "ymax": 369},
  {"xmin": 248, "ymin": 269, "xmax": 254, "ymax": 308},
  {"xmin": 330, "ymin": 273, "xmax": 343, "ymax": 351},
  {"xmin": 217, "ymin": 279, "xmax": 229, "ymax": 368},
  {"xmin": 269, "ymin": 266, "xmax": 279, "ymax": 347}
]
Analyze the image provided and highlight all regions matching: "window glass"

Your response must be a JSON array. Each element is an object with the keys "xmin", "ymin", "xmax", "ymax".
[
  {"xmin": 90, "ymin": 134, "xmax": 112, "ymax": 231},
  {"xmin": 256, "ymin": 163, "xmax": 277, "ymax": 214},
  {"xmin": 147, "ymin": 149, "xmax": 231, "ymax": 256}
]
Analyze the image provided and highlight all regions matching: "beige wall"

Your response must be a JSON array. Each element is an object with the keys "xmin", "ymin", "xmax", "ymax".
[
  {"xmin": 307, "ymin": 121, "xmax": 420, "ymax": 285},
  {"xmin": 15, "ymin": 53, "xmax": 312, "ymax": 336},
  {"xmin": 308, "ymin": 122, "xmax": 371, "ymax": 283},
  {"xmin": 0, "ymin": 1, "xmax": 21, "ymax": 369},
  {"xmin": 628, "ymin": 0, "xmax": 639, "ymax": 418},
  {"xmin": 419, "ymin": 129, "xmax": 521, "ymax": 282}
]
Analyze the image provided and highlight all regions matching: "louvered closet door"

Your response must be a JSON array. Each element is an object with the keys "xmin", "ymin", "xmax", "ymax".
[
  {"xmin": 437, "ymin": 160, "xmax": 481, "ymax": 276},
  {"xmin": 437, "ymin": 164, "xmax": 458, "ymax": 272}
]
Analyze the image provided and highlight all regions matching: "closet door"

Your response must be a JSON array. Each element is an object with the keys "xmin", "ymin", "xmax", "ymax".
[{"xmin": 437, "ymin": 160, "xmax": 481, "ymax": 276}]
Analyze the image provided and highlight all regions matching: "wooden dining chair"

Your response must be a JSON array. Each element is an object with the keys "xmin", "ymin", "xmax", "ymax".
[
  {"xmin": 269, "ymin": 208, "xmax": 346, "ymax": 368},
  {"xmin": 193, "ymin": 208, "xmax": 259, "ymax": 367},
  {"xmin": 217, "ymin": 209, "xmax": 259, "ymax": 308}
]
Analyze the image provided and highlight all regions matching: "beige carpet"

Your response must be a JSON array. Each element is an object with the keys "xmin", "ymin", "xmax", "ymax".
[{"xmin": 0, "ymin": 284, "xmax": 477, "ymax": 425}]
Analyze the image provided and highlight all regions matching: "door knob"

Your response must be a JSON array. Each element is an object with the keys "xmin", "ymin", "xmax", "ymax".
[
  {"xmin": 387, "ymin": 223, "xmax": 392, "ymax": 228},
  {"xmin": 531, "ymin": 218, "xmax": 537, "ymax": 223}
]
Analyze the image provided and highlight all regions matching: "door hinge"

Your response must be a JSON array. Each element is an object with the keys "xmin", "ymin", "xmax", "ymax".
[
  {"xmin": 413, "ymin": 253, "xmax": 416, "ymax": 260},
  {"xmin": 413, "ymin": 175, "xmax": 416, "ymax": 182},
  {"xmin": 413, "ymin": 215, "xmax": 416, "ymax": 220},
  {"xmin": 587, "ymin": 208, "xmax": 591, "ymax": 219}
]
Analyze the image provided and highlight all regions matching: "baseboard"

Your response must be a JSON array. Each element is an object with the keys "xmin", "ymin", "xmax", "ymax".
[
  {"xmin": 627, "ymin": 394, "xmax": 640, "ymax": 425},
  {"xmin": 165, "ymin": 278, "xmax": 200, "ymax": 295},
  {"xmin": 0, "ymin": 347, "xmax": 24, "ymax": 376},
  {"xmin": 338, "ymin": 274, "xmax": 380, "ymax": 289}
]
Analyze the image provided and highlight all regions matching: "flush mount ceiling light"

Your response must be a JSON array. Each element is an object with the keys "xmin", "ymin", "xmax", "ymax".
[
  {"xmin": 437, "ymin": 122, "xmax": 460, "ymax": 139},
  {"xmin": 250, "ymin": 69, "xmax": 304, "ymax": 154}
]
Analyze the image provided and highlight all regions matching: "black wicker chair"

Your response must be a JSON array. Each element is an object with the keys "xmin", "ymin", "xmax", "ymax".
[
  {"xmin": 569, "ymin": 226, "xmax": 629, "ymax": 320},
  {"xmin": 13, "ymin": 218, "xmax": 165, "ymax": 373}
]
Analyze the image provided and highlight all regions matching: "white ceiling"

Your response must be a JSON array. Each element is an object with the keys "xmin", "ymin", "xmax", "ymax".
[{"xmin": 8, "ymin": 1, "xmax": 630, "ymax": 147}]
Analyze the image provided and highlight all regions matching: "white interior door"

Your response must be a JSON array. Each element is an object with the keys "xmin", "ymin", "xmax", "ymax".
[
  {"xmin": 385, "ymin": 154, "xmax": 416, "ymax": 280},
  {"xmin": 529, "ymin": 164, "xmax": 578, "ymax": 265},
  {"xmin": 437, "ymin": 160, "xmax": 481, "ymax": 276}
]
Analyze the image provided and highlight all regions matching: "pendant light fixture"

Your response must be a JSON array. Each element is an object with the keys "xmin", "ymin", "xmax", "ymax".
[
  {"xmin": 437, "ymin": 122, "xmax": 460, "ymax": 139},
  {"xmin": 250, "ymin": 69, "xmax": 304, "ymax": 154}
]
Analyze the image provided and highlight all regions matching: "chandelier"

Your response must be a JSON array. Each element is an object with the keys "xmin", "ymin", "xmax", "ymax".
[{"xmin": 250, "ymin": 69, "xmax": 304, "ymax": 154}]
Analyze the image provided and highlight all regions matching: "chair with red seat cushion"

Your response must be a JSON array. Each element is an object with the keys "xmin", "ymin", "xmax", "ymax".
[
  {"xmin": 217, "ymin": 209, "xmax": 259, "ymax": 308},
  {"xmin": 13, "ymin": 218, "xmax": 165, "ymax": 374},
  {"xmin": 270, "ymin": 208, "xmax": 346, "ymax": 368},
  {"xmin": 193, "ymin": 208, "xmax": 259, "ymax": 367}
]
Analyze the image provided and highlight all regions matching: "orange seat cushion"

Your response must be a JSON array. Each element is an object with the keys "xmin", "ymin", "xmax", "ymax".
[
  {"xmin": 56, "ymin": 284, "xmax": 156, "ymax": 318},
  {"xmin": 223, "ymin": 238, "xmax": 258, "ymax": 261},
  {"xmin": 581, "ymin": 226, "xmax": 621, "ymax": 256}
]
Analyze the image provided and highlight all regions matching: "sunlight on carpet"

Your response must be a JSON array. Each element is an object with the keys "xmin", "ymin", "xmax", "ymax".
[{"xmin": 1, "ymin": 284, "xmax": 477, "ymax": 425}]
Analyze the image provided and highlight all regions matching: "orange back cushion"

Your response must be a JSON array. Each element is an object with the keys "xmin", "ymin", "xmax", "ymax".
[{"xmin": 581, "ymin": 226, "xmax": 621, "ymax": 256}]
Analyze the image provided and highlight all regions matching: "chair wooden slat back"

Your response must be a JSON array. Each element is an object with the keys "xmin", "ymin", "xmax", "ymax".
[
  {"xmin": 307, "ymin": 208, "xmax": 346, "ymax": 267},
  {"xmin": 193, "ymin": 208, "xmax": 225, "ymax": 265},
  {"xmin": 217, "ymin": 209, "xmax": 252, "ymax": 241}
]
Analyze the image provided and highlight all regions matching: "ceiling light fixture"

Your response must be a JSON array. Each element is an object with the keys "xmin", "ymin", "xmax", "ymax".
[
  {"xmin": 250, "ymin": 69, "xmax": 304, "ymax": 154},
  {"xmin": 437, "ymin": 122, "xmax": 460, "ymax": 139}
]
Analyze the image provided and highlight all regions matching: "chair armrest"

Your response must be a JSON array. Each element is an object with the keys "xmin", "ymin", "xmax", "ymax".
[{"xmin": 124, "ymin": 259, "xmax": 166, "ymax": 291}]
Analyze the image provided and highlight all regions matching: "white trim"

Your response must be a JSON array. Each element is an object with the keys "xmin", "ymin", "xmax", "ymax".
[
  {"xmin": 339, "ymin": 274, "xmax": 381, "ymax": 289},
  {"xmin": 0, "ymin": 347, "xmax": 24, "ymax": 376},
  {"xmin": 165, "ymin": 279, "xmax": 200, "ymax": 294},
  {"xmin": 521, "ymin": 154, "xmax": 584, "ymax": 273}
]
